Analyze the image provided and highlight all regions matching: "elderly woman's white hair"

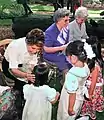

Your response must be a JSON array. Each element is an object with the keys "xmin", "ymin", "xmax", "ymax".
[{"xmin": 75, "ymin": 6, "xmax": 88, "ymax": 18}]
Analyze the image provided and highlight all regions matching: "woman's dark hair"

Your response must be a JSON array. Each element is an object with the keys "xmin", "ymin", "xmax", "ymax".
[
  {"xmin": 86, "ymin": 36, "xmax": 103, "ymax": 68},
  {"xmin": 65, "ymin": 41, "xmax": 87, "ymax": 62},
  {"xmin": 25, "ymin": 28, "xmax": 44, "ymax": 47},
  {"xmin": 32, "ymin": 62, "xmax": 49, "ymax": 86}
]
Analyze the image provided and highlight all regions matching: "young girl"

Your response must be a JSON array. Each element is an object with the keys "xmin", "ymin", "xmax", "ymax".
[
  {"xmin": 57, "ymin": 41, "xmax": 90, "ymax": 120},
  {"xmin": 80, "ymin": 36, "xmax": 104, "ymax": 120},
  {"xmin": 22, "ymin": 62, "xmax": 60, "ymax": 120}
]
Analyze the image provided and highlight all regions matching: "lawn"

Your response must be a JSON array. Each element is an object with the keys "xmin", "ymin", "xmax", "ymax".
[
  {"xmin": 0, "ymin": 7, "xmax": 102, "ymax": 26},
  {"xmin": 88, "ymin": 9, "xmax": 103, "ymax": 14},
  {"xmin": 0, "ymin": 19, "xmax": 12, "ymax": 26},
  {"xmin": 31, "ymin": 4, "xmax": 54, "ymax": 12},
  {"xmin": 0, "ymin": 0, "xmax": 103, "ymax": 26}
]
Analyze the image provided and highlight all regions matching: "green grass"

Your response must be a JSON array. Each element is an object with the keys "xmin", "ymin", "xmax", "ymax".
[
  {"xmin": 96, "ymin": 111, "xmax": 104, "ymax": 120},
  {"xmin": 0, "ymin": 0, "xmax": 103, "ymax": 26},
  {"xmin": 88, "ymin": 10, "xmax": 102, "ymax": 14},
  {"xmin": 0, "ymin": 0, "xmax": 12, "ymax": 5},
  {"xmin": 0, "ymin": 0, "xmax": 102, "ymax": 14},
  {"xmin": 31, "ymin": 4, "xmax": 54, "ymax": 12},
  {"xmin": 0, "ymin": 19, "xmax": 12, "ymax": 26}
]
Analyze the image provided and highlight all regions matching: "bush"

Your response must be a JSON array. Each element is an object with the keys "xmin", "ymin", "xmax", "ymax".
[
  {"xmin": 86, "ymin": 19, "xmax": 104, "ymax": 41},
  {"xmin": 0, "ymin": 26, "xmax": 15, "ymax": 40},
  {"xmin": 0, "ymin": 1, "xmax": 24, "ymax": 18},
  {"xmin": 12, "ymin": 14, "xmax": 53, "ymax": 38}
]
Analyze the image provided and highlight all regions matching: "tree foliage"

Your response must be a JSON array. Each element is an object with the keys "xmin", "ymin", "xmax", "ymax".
[{"xmin": 0, "ymin": 0, "xmax": 24, "ymax": 18}]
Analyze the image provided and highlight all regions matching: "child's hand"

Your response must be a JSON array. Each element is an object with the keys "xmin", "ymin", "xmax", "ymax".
[
  {"xmin": 61, "ymin": 43, "xmax": 69, "ymax": 51},
  {"xmin": 68, "ymin": 109, "xmax": 75, "ymax": 116},
  {"xmin": 51, "ymin": 92, "xmax": 60, "ymax": 104},
  {"xmin": 89, "ymin": 94, "xmax": 94, "ymax": 100}
]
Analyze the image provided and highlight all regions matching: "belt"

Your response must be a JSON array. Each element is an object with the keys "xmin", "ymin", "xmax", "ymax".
[{"xmin": 86, "ymin": 80, "xmax": 103, "ymax": 87}]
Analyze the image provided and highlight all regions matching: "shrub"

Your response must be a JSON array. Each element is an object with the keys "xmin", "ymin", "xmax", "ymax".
[
  {"xmin": 0, "ymin": 27, "xmax": 15, "ymax": 40},
  {"xmin": 12, "ymin": 14, "xmax": 53, "ymax": 38}
]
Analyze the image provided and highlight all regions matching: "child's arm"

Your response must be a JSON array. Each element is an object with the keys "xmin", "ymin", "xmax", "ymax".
[
  {"xmin": 88, "ymin": 66, "xmax": 99, "ymax": 99},
  {"xmin": 23, "ymin": 84, "xmax": 33, "ymax": 100},
  {"xmin": 44, "ymin": 85, "xmax": 60, "ymax": 104},
  {"xmin": 50, "ymin": 92, "xmax": 60, "ymax": 104},
  {"xmin": 68, "ymin": 93, "xmax": 76, "ymax": 115},
  {"xmin": 64, "ymin": 72, "xmax": 78, "ymax": 115},
  {"xmin": 65, "ymin": 74, "xmax": 78, "ymax": 94}
]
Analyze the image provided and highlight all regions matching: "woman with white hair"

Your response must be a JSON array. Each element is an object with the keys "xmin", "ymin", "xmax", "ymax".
[{"xmin": 68, "ymin": 6, "xmax": 89, "ymax": 42}]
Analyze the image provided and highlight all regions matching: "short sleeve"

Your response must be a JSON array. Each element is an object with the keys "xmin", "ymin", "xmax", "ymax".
[
  {"xmin": 23, "ymin": 84, "xmax": 33, "ymax": 100},
  {"xmin": 44, "ymin": 31, "xmax": 54, "ymax": 47},
  {"xmin": 64, "ymin": 72, "xmax": 78, "ymax": 93},
  {"xmin": 42, "ymin": 85, "xmax": 57, "ymax": 102},
  {"xmin": 6, "ymin": 45, "xmax": 19, "ymax": 68}
]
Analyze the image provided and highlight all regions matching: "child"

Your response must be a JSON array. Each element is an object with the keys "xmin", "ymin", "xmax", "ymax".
[
  {"xmin": 57, "ymin": 41, "xmax": 90, "ymax": 120},
  {"xmin": 80, "ymin": 36, "xmax": 104, "ymax": 120},
  {"xmin": 22, "ymin": 62, "xmax": 60, "ymax": 120}
]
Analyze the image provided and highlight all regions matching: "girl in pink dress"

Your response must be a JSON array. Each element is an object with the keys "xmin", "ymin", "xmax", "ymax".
[{"xmin": 81, "ymin": 36, "xmax": 104, "ymax": 120}]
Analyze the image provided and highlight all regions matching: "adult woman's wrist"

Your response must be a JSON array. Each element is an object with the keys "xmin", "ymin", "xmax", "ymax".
[{"xmin": 24, "ymin": 72, "xmax": 28, "ymax": 80}]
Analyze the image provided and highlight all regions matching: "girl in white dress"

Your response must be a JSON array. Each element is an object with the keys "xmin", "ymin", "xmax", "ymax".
[
  {"xmin": 22, "ymin": 62, "xmax": 60, "ymax": 120},
  {"xmin": 57, "ymin": 40, "xmax": 90, "ymax": 120}
]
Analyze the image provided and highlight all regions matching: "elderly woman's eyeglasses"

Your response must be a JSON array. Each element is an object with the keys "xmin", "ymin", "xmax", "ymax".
[{"xmin": 62, "ymin": 18, "xmax": 70, "ymax": 23}]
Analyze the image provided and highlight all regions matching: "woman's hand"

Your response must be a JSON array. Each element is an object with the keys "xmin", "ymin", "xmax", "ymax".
[
  {"xmin": 60, "ymin": 43, "xmax": 69, "ymax": 51},
  {"xmin": 0, "ymin": 99, "xmax": 2, "ymax": 104},
  {"xmin": 26, "ymin": 73, "xmax": 35, "ymax": 83},
  {"xmin": 56, "ymin": 92, "xmax": 60, "ymax": 101}
]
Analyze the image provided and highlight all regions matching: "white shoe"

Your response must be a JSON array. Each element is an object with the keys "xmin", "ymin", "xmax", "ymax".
[{"xmin": 76, "ymin": 116, "xmax": 89, "ymax": 120}]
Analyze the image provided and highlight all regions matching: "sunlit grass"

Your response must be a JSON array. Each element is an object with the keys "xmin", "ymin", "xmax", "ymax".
[
  {"xmin": 31, "ymin": 4, "xmax": 54, "ymax": 12},
  {"xmin": 88, "ymin": 10, "xmax": 102, "ymax": 14},
  {"xmin": 0, "ymin": 19, "xmax": 12, "ymax": 26}
]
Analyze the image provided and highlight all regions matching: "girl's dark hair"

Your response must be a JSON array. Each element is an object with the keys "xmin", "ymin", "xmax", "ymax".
[
  {"xmin": 65, "ymin": 41, "xmax": 87, "ymax": 62},
  {"xmin": 87, "ymin": 58, "xmax": 95, "ymax": 72},
  {"xmin": 32, "ymin": 63, "xmax": 49, "ymax": 86},
  {"xmin": 86, "ymin": 36, "xmax": 103, "ymax": 68}
]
